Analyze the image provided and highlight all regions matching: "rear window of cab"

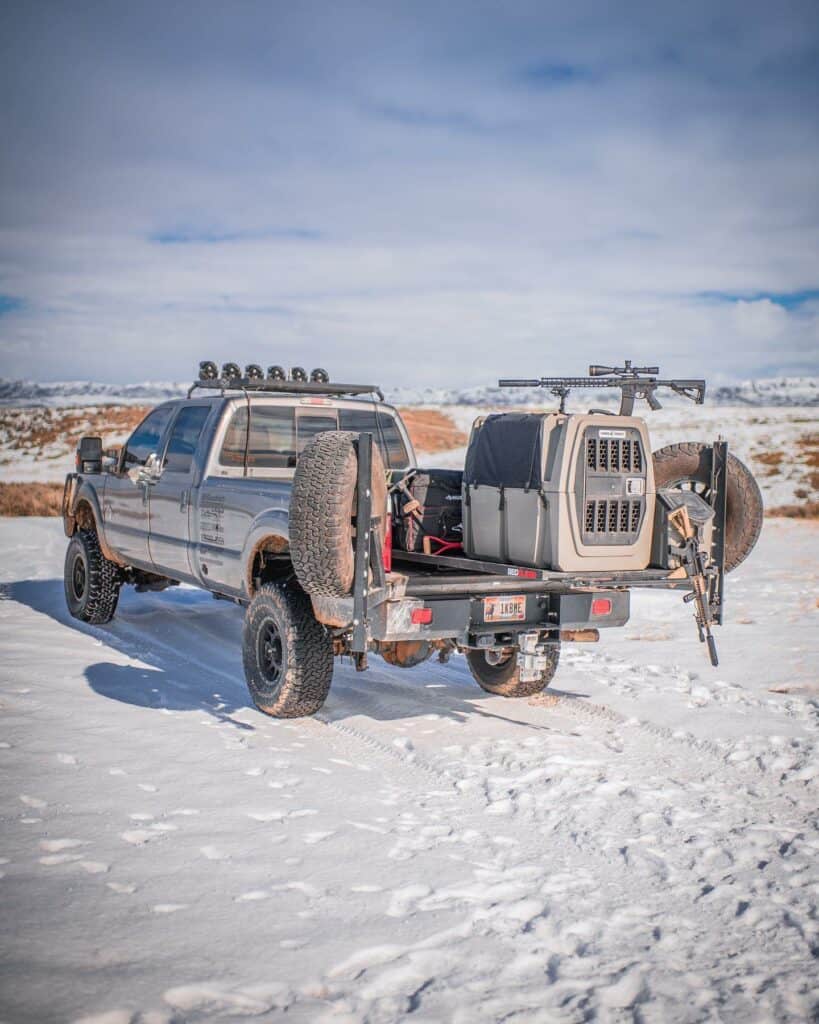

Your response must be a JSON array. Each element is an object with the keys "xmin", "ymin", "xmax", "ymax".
[{"xmin": 218, "ymin": 404, "xmax": 410, "ymax": 470}]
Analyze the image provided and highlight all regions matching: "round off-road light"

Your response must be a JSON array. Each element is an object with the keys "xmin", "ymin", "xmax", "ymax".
[
  {"xmin": 290, "ymin": 366, "xmax": 308, "ymax": 382},
  {"xmin": 310, "ymin": 367, "xmax": 329, "ymax": 383},
  {"xmin": 245, "ymin": 363, "xmax": 263, "ymax": 380},
  {"xmin": 199, "ymin": 360, "xmax": 218, "ymax": 381},
  {"xmin": 267, "ymin": 365, "xmax": 286, "ymax": 381},
  {"xmin": 222, "ymin": 362, "xmax": 241, "ymax": 381}
]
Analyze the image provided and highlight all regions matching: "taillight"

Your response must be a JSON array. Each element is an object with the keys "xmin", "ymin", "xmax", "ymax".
[
  {"xmin": 411, "ymin": 607, "xmax": 433, "ymax": 624},
  {"xmin": 592, "ymin": 597, "xmax": 612, "ymax": 616},
  {"xmin": 382, "ymin": 497, "xmax": 392, "ymax": 574}
]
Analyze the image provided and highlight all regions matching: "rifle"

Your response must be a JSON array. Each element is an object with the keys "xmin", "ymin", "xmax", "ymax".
[
  {"xmin": 499, "ymin": 361, "xmax": 706, "ymax": 415},
  {"xmin": 668, "ymin": 505, "xmax": 720, "ymax": 667}
]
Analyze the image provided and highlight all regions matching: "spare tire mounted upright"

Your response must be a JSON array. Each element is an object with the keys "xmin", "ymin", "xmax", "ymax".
[{"xmin": 290, "ymin": 431, "xmax": 389, "ymax": 598}]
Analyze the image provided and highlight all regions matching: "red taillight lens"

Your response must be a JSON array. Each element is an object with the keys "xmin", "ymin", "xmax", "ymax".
[
  {"xmin": 382, "ymin": 501, "xmax": 392, "ymax": 574},
  {"xmin": 592, "ymin": 598, "xmax": 612, "ymax": 616},
  {"xmin": 411, "ymin": 607, "xmax": 433, "ymax": 625}
]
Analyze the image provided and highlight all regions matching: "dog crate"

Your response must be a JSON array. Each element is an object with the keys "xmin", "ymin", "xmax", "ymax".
[{"xmin": 462, "ymin": 412, "xmax": 656, "ymax": 571}]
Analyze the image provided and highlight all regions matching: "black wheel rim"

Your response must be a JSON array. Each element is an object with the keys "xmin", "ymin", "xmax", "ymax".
[
  {"xmin": 258, "ymin": 619, "xmax": 284, "ymax": 685},
  {"xmin": 71, "ymin": 554, "xmax": 87, "ymax": 601},
  {"xmin": 665, "ymin": 476, "xmax": 712, "ymax": 502}
]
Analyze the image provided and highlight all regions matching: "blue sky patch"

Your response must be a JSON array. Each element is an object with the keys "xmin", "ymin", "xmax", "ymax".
[
  {"xmin": 520, "ymin": 62, "xmax": 591, "ymax": 87},
  {"xmin": 0, "ymin": 295, "xmax": 23, "ymax": 316},
  {"xmin": 696, "ymin": 289, "xmax": 819, "ymax": 310}
]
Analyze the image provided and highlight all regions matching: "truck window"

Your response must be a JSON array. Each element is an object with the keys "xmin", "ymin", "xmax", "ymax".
[
  {"xmin": 123, "ymin": 405, "xmax": 174, "ymax": 467},
  {"xmin": 296, "ymin": 413, "xmax": 339, "ymax": 454},
  {"xmin": 338, "ymin": 408, "xmax": 410, "ymax": 469},
  {"xmin": 164, "ymin": 406, "xmax": 210, "ymax": 473},
  {"xmin": 219, "ymin": 406, "xmax": 296, "ymax": 468}
]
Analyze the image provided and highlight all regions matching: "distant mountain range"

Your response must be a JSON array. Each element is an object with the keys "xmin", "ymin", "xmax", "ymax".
[{"xmin": 0, "ymin": 376, "xmax": 817, "ymax": 407}]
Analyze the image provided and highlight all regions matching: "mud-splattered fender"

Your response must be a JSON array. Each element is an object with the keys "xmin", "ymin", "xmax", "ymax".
[
  {"xmin": 241, "ymin": 508, "xmax": 291, "ymax": 597},
  {"xmin": 62, "ymin": 475, "xmax": 123, "ymax": 565}
]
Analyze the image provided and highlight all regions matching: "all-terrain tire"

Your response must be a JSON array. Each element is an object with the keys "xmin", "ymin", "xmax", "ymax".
[
  {"xmin": 466, "ymin": 645, "xmax": 560, "ymax": 698},
  {"xmin": 64, "ymin": 529, "xmax": 122, "ymax": 624},
  {"xmin": 242, "ymin": 580, "xmax": 334, "ymax": 718},
  {"xmin": 652, "ymin": 442, "xmax": 763, "ymax": 572},
  {"xmin": 290, "ymin": 431, "xmax": 388, "ymax": 598}
]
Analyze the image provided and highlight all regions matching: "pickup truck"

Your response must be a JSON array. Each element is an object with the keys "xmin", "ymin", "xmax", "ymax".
[{"xmin": 62, "ymin": 365, "xmax": 762, "ymax": 718}]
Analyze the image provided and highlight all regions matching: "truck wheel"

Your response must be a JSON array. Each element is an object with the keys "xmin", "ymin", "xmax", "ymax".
[
  {"xmin": 466, "ymin": 645, "xmax": 560, "ymax": 698},
  {"xmin": 652, "ymin": 442, "xmax": 763, "ymax": 572},
  {"xmin": 290, "ymin": 431, "xmax": 388, "ymax": 598},
  {"xmin": 64, "ymin": 529, "xmax": 122, "ymax": 624},
  {"xmin": 242, "ymin": 581, "xmax": 334, "ymax": 718}
]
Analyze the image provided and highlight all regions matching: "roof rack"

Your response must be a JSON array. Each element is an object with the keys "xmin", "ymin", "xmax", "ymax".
[{"xmin": 187, "ymin": 378, "xmax": 385, "ymax": 401}]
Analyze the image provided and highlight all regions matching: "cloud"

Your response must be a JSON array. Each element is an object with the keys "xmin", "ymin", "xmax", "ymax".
[
  {"xmin": 150, "ymin": 228, "xmax": 322, "ymax": 245},
  {"xmin": 0, "ymin": 0, "xmax": 817, "ymax": 385}
]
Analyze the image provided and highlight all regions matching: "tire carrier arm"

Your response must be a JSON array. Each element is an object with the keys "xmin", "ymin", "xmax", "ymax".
[
  {"xmin": 350, "ymin": 432, "xmax": 385, "ymax": 669},
  {"xmin": 709, "ymin": 440, "xmax": 728, "ymax": 627}
]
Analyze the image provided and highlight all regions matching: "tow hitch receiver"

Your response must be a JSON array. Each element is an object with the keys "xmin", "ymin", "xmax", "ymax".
[{"xmin": 517, "ymin": 632, "xmax": 558, "ymax": 682}]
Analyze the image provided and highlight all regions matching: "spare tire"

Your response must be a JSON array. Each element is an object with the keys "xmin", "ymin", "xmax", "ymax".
[
  {"xmin": 290, "ymin": 431, "xmax": 388, "ymax": 598},
  {"xmin": 652, "ymin": 442, "xmax": 763, "ymax": 572}
]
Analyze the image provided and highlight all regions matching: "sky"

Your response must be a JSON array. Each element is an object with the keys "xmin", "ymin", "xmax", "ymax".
[{"xmin": 1, "ymin": 0, "xmax": 818, "ymax": 389}]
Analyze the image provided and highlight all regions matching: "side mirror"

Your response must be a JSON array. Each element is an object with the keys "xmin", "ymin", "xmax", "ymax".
[{"xmin": 76, "ymin": 436, "xmax": 103, "ymax": 474}]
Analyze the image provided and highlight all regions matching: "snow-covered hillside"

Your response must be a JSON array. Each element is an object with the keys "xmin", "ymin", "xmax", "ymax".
[
  {"xmin": 390, "ymin": 375, "xmax": 819, "ymax": 409},
  {"xmin": 0, "ymin": 517, "xmax": 817, "ymax": 1022},
  {"xmin": 1, "ymin": 375, "xmax": 818, "ymax": 408},
  {"xmin": 1, "ymin": 397, "xmax": 818, "ymax": 510}
]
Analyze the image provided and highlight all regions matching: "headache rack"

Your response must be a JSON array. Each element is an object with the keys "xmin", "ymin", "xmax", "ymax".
[{"xmin": 188, "ymin": 378, "xmax": 385, "ymax": 401}]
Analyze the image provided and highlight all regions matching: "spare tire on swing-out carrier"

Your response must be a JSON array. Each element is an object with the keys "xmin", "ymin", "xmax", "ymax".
[
  {"xmin": 652, "ymin": 442, "xmax": 763, "ymax": 572},
  {"xmin": 289, "ymin": 431, "xmax": 389, "ymax": 598}
]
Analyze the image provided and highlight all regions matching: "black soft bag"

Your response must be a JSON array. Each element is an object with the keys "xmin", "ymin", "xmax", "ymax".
[{"xmin": 396, "ymin": 469, "xmax": 463, "ymax": 552}]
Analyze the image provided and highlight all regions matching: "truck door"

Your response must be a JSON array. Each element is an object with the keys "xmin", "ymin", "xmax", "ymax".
[
  {"xmin": 148, "ymin": 404, "xmax": 212, "ymax": 578},
  {"xmin": 103, "ymin": 404, "xmax": 175, "ymax": 567}
]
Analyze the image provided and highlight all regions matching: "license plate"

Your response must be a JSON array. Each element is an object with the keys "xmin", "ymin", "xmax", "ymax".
[{"xmin": 483, "ymin": 595, "xmax": 527, "ymax": 622}]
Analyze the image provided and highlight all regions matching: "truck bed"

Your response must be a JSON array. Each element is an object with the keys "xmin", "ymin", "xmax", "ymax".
[{"xmin": 391, "ymin": 550, "xmax": 689, "ymax": 595}]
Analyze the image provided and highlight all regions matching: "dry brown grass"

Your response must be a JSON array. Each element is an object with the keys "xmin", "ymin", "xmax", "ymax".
[
  {"xmin": 398, "ymin": 408, "xmax": 467, "ymax": 453},
  {"xmin": 0, "ymin": 482, "xmax": 64, "ymax": 516},
  {"xmin": 754, "ymin": 450, "xmax": 784, "ymax": 466},
  {"xmin": 766, "ymin": 501, "xmax": 819, "ymax": 520},
  {"xmin": 0, "ymin": 405, "xmax": 150, "ymax": 454},
  {"xmin": 796, "ymin": 433, "xmax": 819, "ymax": 467}
]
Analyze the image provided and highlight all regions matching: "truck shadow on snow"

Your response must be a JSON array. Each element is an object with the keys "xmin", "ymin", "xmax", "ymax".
[
  {"xmin": 4, "ymin": 578, "xmax": 587, "ymax": 732},
  {"xmin": 4, "ymin": 578, "xmax": 255, "ymax": 731}
]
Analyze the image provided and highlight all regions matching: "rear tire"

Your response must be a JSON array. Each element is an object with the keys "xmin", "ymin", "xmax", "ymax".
[
  {"xmin": 652, "ymin": 442, "xmax": 763, "ymax": 572},
  {"xmin": 466, "ymin": 645, "xmax": 560, "ymax": 698},
  {"xmin": 64, "ymin": 529, "xmax": 121, "ymax": 624},
  {"xmin": 242, "ymin": 581, "xmax": 334, "ymax": 718}
]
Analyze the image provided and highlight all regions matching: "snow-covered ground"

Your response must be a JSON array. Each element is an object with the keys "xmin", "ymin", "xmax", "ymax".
[{"xmin": 1, "ymin": 517, "xmax": 817, "ymax": 1023}]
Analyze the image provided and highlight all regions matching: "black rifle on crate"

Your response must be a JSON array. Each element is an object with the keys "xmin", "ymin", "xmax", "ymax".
[{"xmin": 499, "ymin": 360, "xmax": 706, "ymax": 415}]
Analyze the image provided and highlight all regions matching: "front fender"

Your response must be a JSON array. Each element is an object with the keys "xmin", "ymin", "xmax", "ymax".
[
  {"xmin": 63, "ymin": 475, "xmax": 122, "ymax": 565},
  {"xmin": 241, "ymin": 508, "xmax": 290, "ymax": 596}
]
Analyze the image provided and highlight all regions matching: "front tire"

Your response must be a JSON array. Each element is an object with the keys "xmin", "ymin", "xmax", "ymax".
[
  {"xmin": 466, "ymin": 645, "xmax": 560, "ymax": 698},
  {"xmin": 64, "ymin": 529, "xmax": 121, "ymax": 624},
  {"xmin": 242, "ymin": 581, "xmax": 334, "ymax": 718}
]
